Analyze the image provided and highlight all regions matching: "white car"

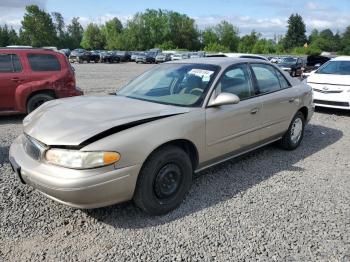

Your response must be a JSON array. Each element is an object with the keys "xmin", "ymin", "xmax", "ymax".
[{"xmin": 307, "ymin": 56, "xmax": 350, "ymax": 110}]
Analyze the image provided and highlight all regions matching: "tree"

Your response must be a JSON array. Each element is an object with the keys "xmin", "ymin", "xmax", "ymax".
[
  {"xmin": 0, "ymin": 25, "xmax": 10, "ymax": 47},
  {"xmin": 21, "ymin": 5, "xmax": 57, "ymax": 47},
  {"xmin": 204, "ymin": 42, "xmax": 229, "ymax": 53},
  {"xmin": 238, "ymin": 30, "xmax": 260, "ymax": 53},
  {"xmin": 341, "ymin": 26, "xmax": 350, "ymax": 55},
  {"xmin": 215, "ymin": 21, "xmax": 239, "ymax": 52},
  {"xmin": 101, "ymin": 17, "xmax": 123, "ymax": 50},
  {"xmin": 66, "ymin": 17, "xmax": 84, "ymax": 49},
  {"xmin": 202, "ymin": 28, "xmax": 219, "ymax": 48},
  {"xmin": 283, "ymin": 14, "xmax": 307, "ymax": 50},
  {"xmin": 81, "ymin": 23, "xmax": 105, "ymax": 50}
]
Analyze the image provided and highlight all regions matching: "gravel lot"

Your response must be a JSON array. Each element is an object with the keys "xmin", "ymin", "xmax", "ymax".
[{"xmin": 1, "ymin": 63, "xmax": 350, "ymax": 261}]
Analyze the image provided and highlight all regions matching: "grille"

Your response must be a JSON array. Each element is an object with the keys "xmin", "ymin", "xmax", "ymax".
[
  {"xmin": 23, "ymin": 135, "xmax": 46, "ymax": 161},
  {"xmin": 314, "ymin": 100, "xmax": 350, "ymax": 107},
  {"xmin": 313, "ymin": 88, "xmax": 343, "ymax": 94}
]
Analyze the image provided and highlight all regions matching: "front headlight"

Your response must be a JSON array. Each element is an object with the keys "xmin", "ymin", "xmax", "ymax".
[{"xmin": 45, "ymin": 149, "xmax": 120, "ymax": 169}]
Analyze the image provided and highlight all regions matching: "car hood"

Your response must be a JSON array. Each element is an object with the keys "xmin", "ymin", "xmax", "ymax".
[
  {"xmin": 307, "ymin": 73, "xmax": 350, "ymax": 86},
  {"xmin": 23, "ymin": 96, "xmax": 190, "ymax": 146}
]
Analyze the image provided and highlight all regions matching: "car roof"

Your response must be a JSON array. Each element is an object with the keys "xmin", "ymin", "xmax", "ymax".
[
  {"xmin": 332, "ymin": 56, "xmax": 350, "ymax": 61},
  {"xmin": 167, "ymin": 57, "xmax": 271, "ymax": 67},
  {"xmin": 0, "ymin": 48, "xmax": 59, "ymax": 54}
]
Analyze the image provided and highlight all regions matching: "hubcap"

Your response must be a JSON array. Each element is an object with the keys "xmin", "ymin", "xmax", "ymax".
[
  {"xmin": 154, "ymin": 163, "xmax": 182, "ymax": 199},
  {"xmin": 290, "ymin": 118, "xmax": 303, "ymax": 143}
]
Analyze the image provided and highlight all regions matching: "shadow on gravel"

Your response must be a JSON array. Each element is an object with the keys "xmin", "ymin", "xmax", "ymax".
[
  {"xmin": 85, "ymin": 124, "xmax": 342, "ymax": 228},
  {"xmin": 0, "ymin": 114, "xmax": 25, "ymax": 125},
  {"xmin": 315, "ymin": 107, "xmax": 350, "ymax": 117},
  {"xmin": 0, "ymin": 145, "xmax": 10, "ymax": 165}
]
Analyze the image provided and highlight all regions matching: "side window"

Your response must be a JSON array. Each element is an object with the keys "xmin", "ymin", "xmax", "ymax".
[
  {"xmin": 251, "ymin": 64, "xmax": 280, "ymax": 94},
  {"xmin": 217, "ymin": 64, "xmax": 254, "ymax": 100},
  {"xmin": 275, "ymin": 69, "xmax": 291, "ymax": 89},
  {"xmin": 12, "ymin": 55, "xmax": 22, "ymax": 72},
  {"xmin": 27, "ymin": 54, "xmax": 61, "ymax": 71},
  {"xmin": 0, "ymin": 54, "xmax": 22, "ymax": 73}
]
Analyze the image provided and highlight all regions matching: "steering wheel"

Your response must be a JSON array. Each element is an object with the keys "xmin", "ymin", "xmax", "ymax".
[{"xmin": 189, "ymin": 88, "xmax": 203, "ymax": 96}]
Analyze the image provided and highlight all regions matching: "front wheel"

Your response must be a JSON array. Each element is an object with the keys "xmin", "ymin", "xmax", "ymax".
[
  {"xmin": 280, "ymin": 111, "xmax": 305, "ymax": 150},
  {"xmin": 133, "ymin": 145, "xmax": 193, "ymax": 215}
]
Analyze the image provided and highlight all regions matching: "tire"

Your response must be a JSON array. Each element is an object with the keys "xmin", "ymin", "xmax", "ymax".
[
  {"xmin": 27, "ymin": 93, "xmax": 54, "ymax": 114},
  {"xmin": 133, "ymin": 145, "xmax": 193, "ymax": 215},
  {"xmin": 280, "ymin": 111, "xmax": 305, "ymax": 150}
]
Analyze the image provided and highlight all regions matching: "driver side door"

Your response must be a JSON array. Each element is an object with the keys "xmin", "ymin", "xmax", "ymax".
[{"xmin": 204, "ymin": 64, "xmax": 264, "ymax": 163}]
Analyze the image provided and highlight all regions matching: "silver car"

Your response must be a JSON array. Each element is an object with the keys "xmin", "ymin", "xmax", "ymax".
[{"xmin": 9, "ymin": 58, "xmax": 314, "ymax": 215}]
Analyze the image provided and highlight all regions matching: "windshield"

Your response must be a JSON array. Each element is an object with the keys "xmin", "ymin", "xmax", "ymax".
[
  {"xmin": 281, "ymin": 57, "xmax": 297, "ymax": 64},
  {"xmin": 316, "ymin": 61, "xmax": 350, "ymax": 75},
  {"xmin": 117, "ymin": 63, "xmax": 219, "ymax": 107}
]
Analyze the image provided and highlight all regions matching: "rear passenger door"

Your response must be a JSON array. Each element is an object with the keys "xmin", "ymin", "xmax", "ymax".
[
  {"xmin": 0, "ymin": 53, "xmax": 24, "ymax": 111},
  {"xmin": 205, "ymin": 64, "xmax": 264, "ymax": 161},
  {"xmin": 249, "ymin": 63, "xmax": 299, "ymax": 140}
]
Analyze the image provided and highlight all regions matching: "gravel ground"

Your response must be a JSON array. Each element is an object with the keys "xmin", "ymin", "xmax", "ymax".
[{"xmin": 1, "ymin": 63, "xmax": 350, "ymax": 261}]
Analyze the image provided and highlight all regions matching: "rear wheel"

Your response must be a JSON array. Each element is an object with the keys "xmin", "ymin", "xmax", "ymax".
[
  {"xmin": 280, "ymin": 111, "xmax": 305, "ymax": 150},
  {"xmin": 27, "ymin": 93, "xmax": 54, "ymax": 114},
  {"xmin": 133, "ymin": 145, "xmax": 193, "ymax": 215}
]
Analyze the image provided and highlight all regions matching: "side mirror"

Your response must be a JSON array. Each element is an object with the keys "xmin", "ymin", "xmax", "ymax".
[{"xmin": 208, "ymin": 93, "xmax": 240, "ymax": 107}]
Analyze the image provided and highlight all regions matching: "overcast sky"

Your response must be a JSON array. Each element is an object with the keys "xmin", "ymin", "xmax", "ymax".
[{"xmin": 0, "ymin": 0, "xmax": 349, "ymax": 38}]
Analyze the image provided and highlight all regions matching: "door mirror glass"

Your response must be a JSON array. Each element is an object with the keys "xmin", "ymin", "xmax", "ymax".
[{"xmin": 208, "ymin": 92, "xmax": 240, "ymax": 107}]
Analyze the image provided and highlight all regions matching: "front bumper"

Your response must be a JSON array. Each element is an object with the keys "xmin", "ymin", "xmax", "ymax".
[
  {"xmin": 9, "ymin": 135, "xmax": 141, "ymax": 208},
  {"xmin": 310, "ymin": 85, "xmax": 350, "ymax": 110}
]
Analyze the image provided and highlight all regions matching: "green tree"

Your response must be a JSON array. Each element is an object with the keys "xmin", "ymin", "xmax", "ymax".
[
  {"xmin": 202, "ymin": 28, "xmax": 219, "ymax": 48},
  {"xmin": 51, "ymin": 12, "xmax": 66, "ymax": 48},
  {"xmin": 66, "ymin": 17, "xmax": 84, "ymax": 49},
  {"xmin": 81, "ymin": 23, "xmax": 105, "ymax": 50},
  {"xmin": 0, "ymin": 25, "xmax": 10, "ymax": 46},
  {"xmin": 101, "ymin": 17, "xmax": 123, "ymax": 49},
  {"xmin": 215, "ymin": 21, "xmax": 239, "ymax": 52},
  {"xmin": 21, "ymin": 5, "xmax": 57, "ymax": 47},
  {"xmin": 238, "ymin": 30, "xmax": 260, "ymax": 53},
  {"xmin": 341, "ymin": 26, "xmax": 350, "ymax": 55},
  {"xmin": 204, "ymin": 42, "xmax": 229, "ymax": 53},
  {"xmin": 283, "ymin": 13, "xmax": 307, "ymax": 50}
]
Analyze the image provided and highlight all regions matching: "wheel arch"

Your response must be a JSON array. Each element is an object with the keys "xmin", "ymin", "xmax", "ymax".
[
  {"xmin": 298, "ymin": 106, "xmax": 308, "ymax": 120},
  {"xmin": 143, "ymin": 139, "xmax": 199, "ymax": 171}
]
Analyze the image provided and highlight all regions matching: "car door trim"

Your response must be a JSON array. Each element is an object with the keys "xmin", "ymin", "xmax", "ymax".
[{"xmin": 196, "ymin": 134, "xmax": 283, "ymax": 173}]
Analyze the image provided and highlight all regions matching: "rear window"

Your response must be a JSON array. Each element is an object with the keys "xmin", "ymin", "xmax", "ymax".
[
  {"xmin": 27, "ymin": 54, "xmax": 61, "ymax": 71},
  {"xmin": 0, "ymin": 54, "xmax": 22, "ymax": 73}
]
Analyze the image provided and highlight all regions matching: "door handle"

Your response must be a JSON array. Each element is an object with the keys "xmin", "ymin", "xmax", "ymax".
[
  {"xmin": 11, "ymin": 77, "xmax": 22, "ymax": 82},
  {"xmin": 288, "ymin": 98, "xmax": 296, "ymax": 103},
  {"xmin": 250, "ymin": 108, "xmax": 259, "ymax": 114}
]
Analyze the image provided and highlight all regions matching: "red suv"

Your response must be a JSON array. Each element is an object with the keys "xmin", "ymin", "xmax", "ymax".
[{"xmin": 0, "ymin": 48, "xmax": 83, "ymax": 115}]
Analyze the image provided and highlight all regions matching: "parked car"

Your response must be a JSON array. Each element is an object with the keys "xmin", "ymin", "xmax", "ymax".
[
  {"xmin": 59, "ymin": 49, "xmax": 71, "ymax": 57},
  {"xmin": 306, "ymin": 56, "xmax": 350, "ymax": 110},
  {"xmin": 172, "ymin": 53, "xmax": 189, "ymax": 60},
  {"xmin": 0, "ymin": 48, "xmax": 83, "ymax": 115},
  {"xmin": 155, "ymin": 53, "xmax": 171, "ymax": 63},
  {"xmin": 9, "ymin": 58, "xmax": 313, "ymax": 215},
  {"xmin": 115, "ymin": 51, "xmax": 131, "ymax": 62},
  {"xmin": 302, "ymin": 55, "xmax": 332, "ymax": 77},
  {"xmin": 277, "ymin": 57, "xmax": 304, "ymax": 77},
  {"xmin": 99, "ymin": 51, "xmax": 120, "ymax": 63},
  {"xmin": 131, "ymin": 52, "xmax": 141, "ymax": 62},
  {"xmin": 89, "ymin": 51, "xmax": 101, "ymax": 63},
  {"xmin": 206, "ymin": 53, "xmax": 269, "ymax": 62},
  {"xmin": 135, "ymin": 52, "xmax": 156, "ymax": 63},
  {"xmin": 69, "ymin": 49, "xmax": 91, "ymax": 63}
]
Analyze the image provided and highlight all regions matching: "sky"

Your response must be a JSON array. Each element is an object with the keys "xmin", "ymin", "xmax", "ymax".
[{"xmin": 0, "ymin": 0, "xmax": 350, "ymax": 38}]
